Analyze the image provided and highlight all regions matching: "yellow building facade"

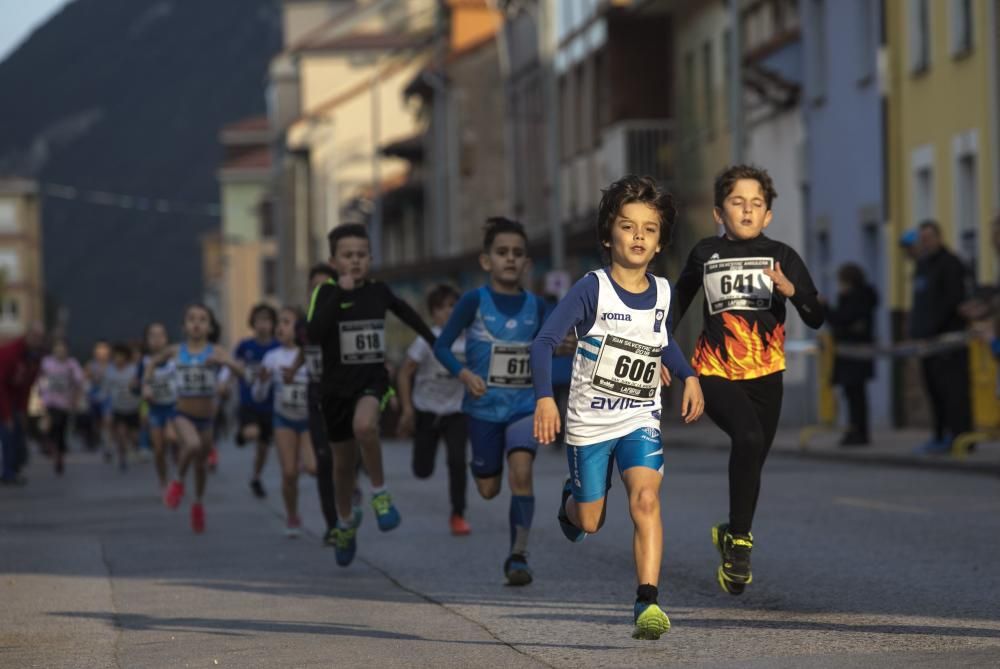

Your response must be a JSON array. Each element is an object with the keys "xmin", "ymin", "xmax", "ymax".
[
  {"xmin": 886, "ymin": 0, "xmax": 999, "ymax": 429},
  {"xmin": 887, "ymin": 0, "xmax": 998, "ymax": 308}
]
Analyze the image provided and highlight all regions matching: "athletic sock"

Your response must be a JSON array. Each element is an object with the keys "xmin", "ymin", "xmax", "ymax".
[
  {"xmin": 509, "ymin": 495, "xmax": 535, "ymax": 555},
  {"xmin": 371, "ymin": 485, "xmax": 387, "ymax": 496},
  {"xmin": 636, "ymin": 584, "xmax": 658, "ymax": 605}
]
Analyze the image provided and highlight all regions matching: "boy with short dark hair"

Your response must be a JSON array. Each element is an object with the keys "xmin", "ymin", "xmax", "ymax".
[
  {"xmin": 673, "ymin": 164, "xmax": 824, "ymax": 595},
  {"xmin": 531, "ymin": 175, "xmax": 703, "ymax": 639},
  {"xmin": 307, "ymin": 223, "xmax": 436, "ymax": 566},
  {"xmin": 434, "ymin": 217, "xmax": 550, "ymax": 586}
]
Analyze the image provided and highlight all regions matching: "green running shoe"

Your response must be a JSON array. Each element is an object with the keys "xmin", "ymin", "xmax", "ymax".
[
  {"xmin": 333, "ymin": 526, "xmax": 357, "ymax": 567},
  {"xmin": 632, "ymin": 601, "xmax": 671, "ymax": 640},
  {"xmin": 712, "ymin": 522, "xmax": 751, "ymax": 595},
  {"xmin": 371, "ymin": 491, "xmax": 401, "ymax": 531}
]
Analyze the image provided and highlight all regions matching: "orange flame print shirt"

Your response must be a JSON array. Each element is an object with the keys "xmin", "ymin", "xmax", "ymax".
[{"xmin": 673, "ymin": 235, "xmax": 824, "ymax": 381}]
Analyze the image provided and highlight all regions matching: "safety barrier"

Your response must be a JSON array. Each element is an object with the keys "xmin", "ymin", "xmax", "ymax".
[{"xmin": 788, "ymin": 332, "xmax": 998, "ymax": 457}]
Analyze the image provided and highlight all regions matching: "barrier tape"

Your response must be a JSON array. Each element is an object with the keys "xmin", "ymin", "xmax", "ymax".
[{"xmin": 785, "ymin": 331, "xmax": 975, "ymax": 360}]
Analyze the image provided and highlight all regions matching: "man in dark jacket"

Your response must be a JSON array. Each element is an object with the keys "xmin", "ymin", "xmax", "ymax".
[
  {"xmin": 1, "ymin": 323, "xmax": 46, "ymax": 484},
  {"xmin": 910, "ymin": 221, "xmax": 971, "ymax": 453},
  {"xmin": 827, "ymin": 264, "xmax": 878, "ymax": 446}
]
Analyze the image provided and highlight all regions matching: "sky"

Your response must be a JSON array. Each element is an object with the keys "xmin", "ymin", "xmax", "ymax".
[{"xmin": 0, "ymin": 0, "xmax": 70, "ymax": 63}]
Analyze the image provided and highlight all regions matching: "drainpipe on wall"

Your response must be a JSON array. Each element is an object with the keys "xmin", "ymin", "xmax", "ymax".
[
  {"xmin": 728, "ymin": 0, "xmax": 745, "ymax": 164},
  {"xmin": 989, "ymin": 0, "xmax": 1000, "ymax": 216},
  {"xmin": 538, "ymin": 0, "xmax": 564, "ymax": 271}
]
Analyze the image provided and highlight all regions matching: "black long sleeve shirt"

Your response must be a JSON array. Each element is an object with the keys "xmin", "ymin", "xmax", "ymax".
[
  {"xmin": 673, "ymin": 234, "xmax": 824, "ymax": 380},
  {"xmin": 909, "ymin": 248, "xmax": 968, "ymax": 338},
  {"xmin": 306, "ymin": 279, "xmax": 436, "ymax": 399}
]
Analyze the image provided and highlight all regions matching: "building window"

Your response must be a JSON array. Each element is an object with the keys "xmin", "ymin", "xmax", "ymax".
[
  {"xmin": 592, "ymin": 50, "xmax": 605, "ymax": 147},
  {"xmin": 856, "ymin": 0, "xmax": 875, "ymax": 83},
  {"xmin": 0, "ymin": 250, "xmax": 20, "ymax": 282},
  {"xmin": 559, "ymin": 76, "xmax": 573, "ymax": 161},
  {"xmin": 683, "ymin": 50, "xmax": 695, "ymax": 130},
  {"xmin": 722, "ymin": 29, "xmax": 733, "ymax": 127},
  {"xmin": 914, "ymin": 166, "xmax": 934, "ymax": 226},
  {"xmin": 0, "ymin": 201, "xmax": 17, "ymax": 233},
  {"xmin": 262, "ymin": 256, "xmax": 278, "ymax": 297},
  {"xmin": 955, "ymin": 154, "xmax": 978, "ymax": 271},
  {"xmin": 908, "ymin": 0, "xmax": 931, "ymax": 74},
  {"xmin": 949, "ymin": 0, "xmax": 973, "ymax": 57},
  {"xmin": 808, "ymin": 0, "xmax": 827, "ymax": 101},
  {"xmin": 953, "ymin": 131, "xmax": 980, "ymax": 273},
  {"xmin": 702, "ymin": 40, "xmax": 715, "ymax": 140},
  {"xmin": 575, "ymin": 63, "xmax": 587, "ymax": 155},
  {"xmin": 259, "ymin": 200, "xmax": 275, "ymax": 239},
  {"xmin": 0, "ymin": 297, "xmax": 20, "ymax": 325}
]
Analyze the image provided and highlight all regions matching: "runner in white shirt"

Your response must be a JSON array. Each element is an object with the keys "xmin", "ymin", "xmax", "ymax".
[
  {"xmin": 398, "ymin": 285, "xmax": 470, "ymax": 536},
  {"xmin": 254, "ymin": 306, "xmax": 317, "ymax": 537}
]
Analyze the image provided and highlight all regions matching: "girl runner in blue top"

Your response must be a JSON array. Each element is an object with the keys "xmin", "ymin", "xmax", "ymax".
[
  {"xmin": 531, "ymin": 175, "xmax": 704, "ymax": 640},
  {"xmin": 153, "ymin": 304, "xmax": 244, "ymax": 533}
]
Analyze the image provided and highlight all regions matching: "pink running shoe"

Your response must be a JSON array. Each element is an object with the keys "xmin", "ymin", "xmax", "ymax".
[{"xmin": 163, "ymin": 480, "xmax": 184, "ymax": 509}]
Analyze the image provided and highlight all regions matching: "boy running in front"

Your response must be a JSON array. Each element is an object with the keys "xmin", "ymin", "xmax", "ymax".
[
  {"xmin": 434, "ymin": 217, "xmax": 552, "ymax": 586},
  {"xmin": 673, "ymin": 164, "xmax": 824, "ymax": 595},
  {"xmin": 532, "ymin": 175, "xmax": 703, "ymax": 639}
]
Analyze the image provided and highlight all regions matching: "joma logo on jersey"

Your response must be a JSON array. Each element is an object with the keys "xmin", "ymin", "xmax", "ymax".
[
  {"xmin": 590, "ymin": 396, "xmax": 656, "ymax": 410},
  {"xmin": 601, "ymin": 312, "xmax": 631, "ymax": 322}
]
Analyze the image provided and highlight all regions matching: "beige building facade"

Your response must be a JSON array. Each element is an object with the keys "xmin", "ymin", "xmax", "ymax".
[{"xmin": 0, "ymin": 178, "xmax": 43, "ymax": 340}]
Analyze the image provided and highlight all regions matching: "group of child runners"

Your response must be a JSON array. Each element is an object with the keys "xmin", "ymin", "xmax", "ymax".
[{"xmin": 34, "ymin": 163, "xmax": 823, "ymax": 641}]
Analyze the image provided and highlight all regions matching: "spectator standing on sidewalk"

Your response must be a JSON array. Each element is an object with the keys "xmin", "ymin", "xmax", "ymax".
[
  {"xmin": 1, "ymin": 323, "xmax": 47, "ymax": 484},
  {"xmin": 826, "ymin": 264, "xmax": 878, "ymax": 447},
  {"xmin": 909, "ymin": 221, "xmax": 971, "ymax": 454}
]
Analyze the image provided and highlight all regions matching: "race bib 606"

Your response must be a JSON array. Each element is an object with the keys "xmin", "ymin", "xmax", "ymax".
[
  {"xmin": 703, "ymin": 257, "xmax": 773, "ymax": 314},
  {"xmin": 591, "ymin": 335, "xmax": 661, "ymax": 399}
]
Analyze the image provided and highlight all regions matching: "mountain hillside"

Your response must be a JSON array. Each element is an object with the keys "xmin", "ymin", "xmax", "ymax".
[{"xmin": 0, "ymin": 0, "xmax": 281, "ymax": 351}]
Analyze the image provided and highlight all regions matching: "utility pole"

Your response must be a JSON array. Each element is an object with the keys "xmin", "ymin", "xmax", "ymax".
[
  {"xmin": 537, "ymin": 0, "xmax": 564, "ymax": 272},
  {"xmin": 370, "ymin": 67, "xmax": 383, "ymax": 268},
  {"xmin": 729, "ymin": 0, "xmax": 744, "ymax": 164}
]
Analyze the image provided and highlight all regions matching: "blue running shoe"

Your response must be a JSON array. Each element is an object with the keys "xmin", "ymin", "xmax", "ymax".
[
  {"xmin": 557, "ymin": 478, "xmax": 586, "ymax": 543},
  {"xmin": 333, "ymin": 526, "xmax": 357, "ymax": 567},
  {"xmin": 371, "ymin": 491, "xmax": 401, "ymax": 531},
  {"xmin": 504, "ymin": 553, "xmax": 533, "ymax": 586},
  {"xmin": 913, "ymin": 437, "xmax": 951, "ymax": 455},
  {"xmin": 632, "ymin": 601, "xmax": 671, "ymax": 640}
]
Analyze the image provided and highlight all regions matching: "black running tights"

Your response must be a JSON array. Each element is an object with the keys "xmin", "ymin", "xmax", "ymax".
[
  {"xmin": 308, "ymin": 384, "xmax": 337, "ymax": 531},
  {"xmin": 412, "ymin": 411, "xmax": 468, "ymax": 517},
  {"xmin": 700, "ymin": 372, "xmax": 783, "ymax": 535}
]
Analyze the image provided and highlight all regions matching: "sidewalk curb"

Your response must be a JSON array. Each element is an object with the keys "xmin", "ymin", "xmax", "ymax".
[{"xmin": 669, "ymin": 440, "xmax": 1000, "ymax": 477}]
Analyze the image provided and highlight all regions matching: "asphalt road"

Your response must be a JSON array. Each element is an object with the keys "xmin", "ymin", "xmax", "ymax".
[{"xmin": 2, "ymin": 432, "xmax": 998, "ymax": 668}]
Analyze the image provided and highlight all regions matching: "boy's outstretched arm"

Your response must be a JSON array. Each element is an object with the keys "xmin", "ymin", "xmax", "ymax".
[
  {"xmin": 432, "ymin": 291, "xmax": 478, "ymax": 376},
  {"xmin": 659, "ymin": 313, "xmax": 703, "ymax": 423},
  {"xmin": 672, "ymin": 245, "xmax": 705, "ymax": 325},
  {"xmin": 771, "ymin": 249, "xmax": 825, "ymax": 330},
  {"xmin": 530, "ymin": 278, "xmax": 593, "ymax": 444},
  {"xmin": 386, "ymin": 285, "xmax": 437, "ymax": 346}
]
